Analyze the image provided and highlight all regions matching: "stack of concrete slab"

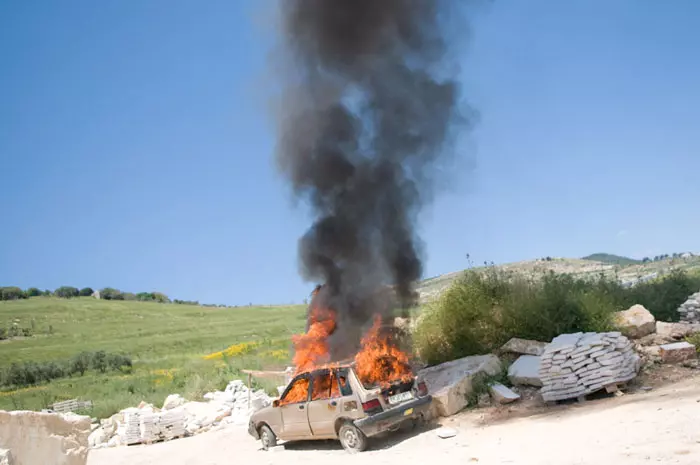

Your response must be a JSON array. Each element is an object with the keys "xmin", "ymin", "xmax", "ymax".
[
  {"xmin": 122, "ymin": 409, "xmax": 142, "ymax": 445},
  {"xmin": 539, "ymin": 331, "xmax": 641, "ymax": 402},
  {"xmin": 158, "ymin": 409, "xmax": 186, "ymax": 440}
]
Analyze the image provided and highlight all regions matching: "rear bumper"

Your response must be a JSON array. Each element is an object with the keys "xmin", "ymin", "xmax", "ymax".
[
  {"xmin": 354, "ymin": 395, "xmax": 432, "ymax": 437},
  {"xmin": 248, "ymin": 420, "xmax": 260, "ymax": 439}
]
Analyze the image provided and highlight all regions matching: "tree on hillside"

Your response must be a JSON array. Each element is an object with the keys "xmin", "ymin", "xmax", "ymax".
[
  {"xmin": 25, "ymin": 287, "xmax": 42, "ymax": 297},
  {"xmin": 99, "ymin": 288, "xmax": 122, "ymax": 300},
  {"xmin": 121, "ymin": 292, "xmax": 137, "ymax": 301},
  {"xmin": 79, "ymin": 287, "xmax": 94, "ymax": 297},
  {"xmin": 0, "ymin": 287, "xmax": 26, "ymax": 300},
  {"xmin": 152, "ymin": 292, "xmax": 170, "ymax": 303},
  {"xmin": 136, "ymin": 292, "xmax": 154, "ymax": 301},
  {"xmin": 54, "ymin": 286, "xmax": 79, "ymax": 298}
]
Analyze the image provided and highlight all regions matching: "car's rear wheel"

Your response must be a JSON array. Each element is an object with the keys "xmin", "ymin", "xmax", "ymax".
[
  {"xmin": 338, "ymin": 422, "xmax": 368, "ymax": 453},
  {"xmin": 259, "ymin": 425, "xmax": 277, "ymax": 450}
]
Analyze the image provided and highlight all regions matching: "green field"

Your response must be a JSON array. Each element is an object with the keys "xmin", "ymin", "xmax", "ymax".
[{"xmin": 0, "ymin": 297, "xmax": 305, "ymax": 418}]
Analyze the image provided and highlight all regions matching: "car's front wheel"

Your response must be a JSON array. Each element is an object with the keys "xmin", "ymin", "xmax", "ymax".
[
  {"xmin": 338, "ymin": 422, "xmax": 368, "ymax": 453},
  {"xmin": 259, "ymin": 425, "xmax": 277, "ymax": 450}
]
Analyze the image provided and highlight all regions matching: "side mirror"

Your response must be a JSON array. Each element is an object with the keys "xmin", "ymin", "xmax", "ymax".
[{"xmin": 273, "ymin": 399, "xmax": 280, "ymax": 408}]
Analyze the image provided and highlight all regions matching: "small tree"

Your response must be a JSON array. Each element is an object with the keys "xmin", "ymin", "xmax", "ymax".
[
  {"xmin": 99, "ymin": 288, "xmax": 122, "ymax": 300},
  {"xmin": 54, "ymin": 286, "xmax": 79, "ymax": 298},
  {"xmin": 136, "ymin": 292, "xmax": 154, "ymax": 301},
  {"xmin": 152, "ymin": 292, "xmax": 170, "ymax": 303},
  {"xmin": 26, "ymin": 287, "xmax": 42, "ymax": 297},
  {"xmin": 79, "ymin": 287, "xmax": 94, "ymax": 297},
  {"xmin": 70, "ymin": 352, "xmax": 91, "ymax": 376},
  {"xmin": 1, "ymin": 287, "xmax": 25, "ymax": 300},
  {"xmin": 91, "ymin": 351, "xmax": 108, "ymax": 373}
]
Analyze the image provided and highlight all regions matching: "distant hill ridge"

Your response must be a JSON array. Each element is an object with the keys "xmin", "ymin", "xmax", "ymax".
[
  {"xmin": 416, "ymin": 252, "xmax": 700, "ymax": 303},
  {"xmin": 581, "ymin": 253, "xmax": 641, "ymax": 266}
]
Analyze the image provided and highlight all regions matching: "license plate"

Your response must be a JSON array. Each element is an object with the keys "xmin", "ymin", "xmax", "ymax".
[
  {"xmin": 403, "ymin": 408, "xmax": 414, "ymax": 416},
  {"xmin": 388, "ymin": 391, "xmax": 414, "ymax": 405}
]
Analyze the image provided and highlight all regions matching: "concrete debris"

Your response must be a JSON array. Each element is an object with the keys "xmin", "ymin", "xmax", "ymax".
[
  {"xmin": 659, "ymin": 341, "xmax": 697, "ymax": 364},
  {"xmin": 0, "ymin": 449, "xmax": 12, "ymax": 465},
  {"xmin": 615, "ymin": 305, "xmax": 656, "ymax": 339},
  {"xmin": 418, "ymin": 354, "xmax": 501, "ymax": 417},
  {"xmin": 162, "ymin": 394, "xmax": 186, "ymax": 410},
  {"xmin": 508, "ymin": 355, "xmax": 543, "ymax": 387},
  {"xmin": 678, "ymin": 292, "xmax": 700, "ymax": 324},
  {"xmin": 436, "ymin": 427, "xmax": 458, "ymax": 439},
  {"xmin": 539, "ymin": 332, "xmax": 641, "ymax": 402},
  {"xmin": 90, "ymin": 379, "xmax": 271, "ymax": 449},
  {"xmin": 500, "ymin": 337, "xmax": 548, "ymax": 356},
  {"xmin": 489, "ymin": 383, "xmax": 520, "ymax": 404},
  {"xmin": 656, "ymin": 321, "xmax": 699, "ymax": 340},
  {"xmin": 0, "ymin": 410, "xmax": 90, "ymax": 465}
]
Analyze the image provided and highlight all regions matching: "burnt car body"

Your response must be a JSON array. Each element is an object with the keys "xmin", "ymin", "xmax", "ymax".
[{"xmin": 248, "ymin": 363, "xmax": 432, "ymax": 452}]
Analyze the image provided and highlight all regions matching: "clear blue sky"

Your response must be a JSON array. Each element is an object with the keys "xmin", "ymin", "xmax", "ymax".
[{"xmin": 1, "ymin": 1, "xmax": 698, "ymax": 305}]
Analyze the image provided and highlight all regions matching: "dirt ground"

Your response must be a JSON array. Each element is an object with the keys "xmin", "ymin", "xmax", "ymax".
[{"xmin": 89, "ymin": 370, "xmax": 700, "ymax": 465}]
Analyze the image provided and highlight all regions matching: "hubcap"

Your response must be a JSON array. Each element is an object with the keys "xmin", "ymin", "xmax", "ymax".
[
  {"xmin": 261, "ymin": 431, "xmax": 270, "ymax": 447},
  {"xmin": 343, "ymin": 429, "xmax": 358, "ymax": 448}
]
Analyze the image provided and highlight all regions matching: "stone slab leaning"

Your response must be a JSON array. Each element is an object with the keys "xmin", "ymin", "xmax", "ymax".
[{"xmin": 0, "ymin": 410, "xmax": 90, "ymax": 465}]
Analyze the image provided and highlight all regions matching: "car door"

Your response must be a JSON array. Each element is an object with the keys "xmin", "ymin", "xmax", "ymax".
[
  {"xmin": 306, "ymin": 369, "xmax": 337, "ymax": 437},
  {"xmin": 278, "ymin": 374, "xmax": 312, "ymax": 440}
]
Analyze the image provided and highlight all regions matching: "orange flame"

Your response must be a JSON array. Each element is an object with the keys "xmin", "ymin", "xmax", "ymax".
[
  {"xmin": 354, "ymin": 316, "xmax": 413, "ymax": 388},
  {"xmin": 285, "ymin": 290, "xmax": 413, "ymax": 399}
]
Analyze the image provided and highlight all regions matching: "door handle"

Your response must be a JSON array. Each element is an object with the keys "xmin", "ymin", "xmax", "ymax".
[
  {"xmin": 330, "ymin": 401, "xmax": 337, "ymax": 407},
  {"xmin": 298, "ymin": 405, "xmax": 305, "ymax": 410}
]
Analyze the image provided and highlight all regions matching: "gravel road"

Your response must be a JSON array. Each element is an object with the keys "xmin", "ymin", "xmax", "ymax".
[{"xmin": 89, "ymin": 376, "xmax": 700, "ymax": 465}]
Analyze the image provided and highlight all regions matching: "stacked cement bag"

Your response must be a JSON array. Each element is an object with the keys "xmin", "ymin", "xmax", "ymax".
[{"xmin": 539, "ymin": 331, "xmax": 641, "ymax": 402}]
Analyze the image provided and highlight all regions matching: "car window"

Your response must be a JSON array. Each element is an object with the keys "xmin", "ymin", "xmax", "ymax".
[
  {"xmin": 336, "ymin": 368, "xmax": 353, "ymax": 396},
  {"xmin": 310, "ymin": 370, "xmax": 333, "ymax": 401},
  {"xmin": 280, "ymin": 376, "xmax": 309, "ymax": 405}
]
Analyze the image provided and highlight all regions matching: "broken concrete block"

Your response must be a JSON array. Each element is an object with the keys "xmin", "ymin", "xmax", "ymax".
[
  {"xmin": 508, "ymin": 355, "xmax": 542, "ymax": 387},
  {"xmin": 615, "ymin": 304, "xmax": 655, "ymax": 339},
  {"xmin": 162, "ymin": 394, "xmax": 185, "ymax": 410},
  {"xmin": 655, "ymin": 322, "xmax": 698, "ymax": 340},
  {"xmin": 0, "ymin": 410, "xmax": 90, "ymax": 465},
  {"xmin": 659, "ymin": 341, "xmax": 697, "ymax": 363},
  {"xmin": 489, "ymin": 383, "xmax": 520, "ymax": 404},
  {"xmin": 0, "ymin": 448, "xmax": 13, "ymax": 465},
  {"xmin": 418, "ymin": 354, "xmax": 501, "ymax": 417},
  {"xmin": 500, "ymin": 337, "xmax": 548, "ymax": 356}
]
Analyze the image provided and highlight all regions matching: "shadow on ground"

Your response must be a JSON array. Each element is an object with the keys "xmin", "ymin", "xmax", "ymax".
[{"xmin": 280, "ymin": 421, "xmax": 440, "ymax": 452}]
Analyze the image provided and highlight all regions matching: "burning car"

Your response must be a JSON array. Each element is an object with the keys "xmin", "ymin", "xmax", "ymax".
[{"xmin": 248, "ymin": 362, "xmax": 431, "ymax": 452}]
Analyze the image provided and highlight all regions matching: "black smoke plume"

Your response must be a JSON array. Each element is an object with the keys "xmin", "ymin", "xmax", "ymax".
[{"xmin": 275, "ymin": 0, "xmax": 470, "ymax": 360}]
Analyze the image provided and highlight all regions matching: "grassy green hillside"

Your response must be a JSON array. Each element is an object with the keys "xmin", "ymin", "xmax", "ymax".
[
  {"xmin": 582, "ymin": 253, "xmax": 641, "ymax": 266},
  {"xmin": 0, "ymin": 297, "xmax": 304, "ymax": 417}
]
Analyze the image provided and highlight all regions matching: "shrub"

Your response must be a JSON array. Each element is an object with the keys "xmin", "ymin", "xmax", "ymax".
[
  {"xmin": 26, "ymin": 287, "xmax": 42, "ymax": 297},
  {"xmin": 91, "ymin": 350, "xmax": 108, "ymax": 373},
  {"xmin": 152, "ymin": 292, "xmax": 170, "ymax": 303},
  {"xmin": 625, "ymin": 269, "xmax": 700, "ymax": 322},
  {"xmin": 107, "ymin": 354, "xmax": 132, "ymax": 372},
  {"xmin": 414, "ymin": 269, "xmax": 620, "ymax": 366},
  {"xmin": 1, "ymin": 286, "xmax": 25, "ymax": 300},
  {"xmin": 79, "ymin": 287, "xmax": 94, "ymax": 297},
  {"xmin": 99, "ymin": 288, "xmax": 122, "ymax": 300},
  {"xmin": 54, "ymin": 286, "xmax": 79, "ymax": 298},
  {"xmin": 70, "ymin": 352, "xmax": 91, "ymax": 376},
  {"xmin": 121, "ymin": 292, "xmax": 137, "ymax": 301}
]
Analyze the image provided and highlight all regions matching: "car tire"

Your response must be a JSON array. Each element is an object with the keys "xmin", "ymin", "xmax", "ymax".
[
  {"xmin": 338, "ymin": 422, "xmax": 368, "ymax": 453},
  {"xmin": 259, "ymin": 425, "xmax": 277, "ymax": 450}
]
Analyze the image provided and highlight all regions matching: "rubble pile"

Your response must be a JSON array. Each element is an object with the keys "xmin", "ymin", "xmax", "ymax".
[
  {"xmin": 89, "ymin": 380, "xmax": 271, "ymax": 449},
  {"xmin": 678, "ymin": 291, "xmax": 700, "ymax": 324},
  {"xmin": 539, "ymin": 332, "xmax": 641, "ymax": 402}
]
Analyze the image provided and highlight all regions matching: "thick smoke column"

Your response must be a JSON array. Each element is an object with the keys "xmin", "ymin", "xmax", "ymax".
[{"xmin": 275, "ymin": 0, "xmax": 468, "ymax": 360}]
